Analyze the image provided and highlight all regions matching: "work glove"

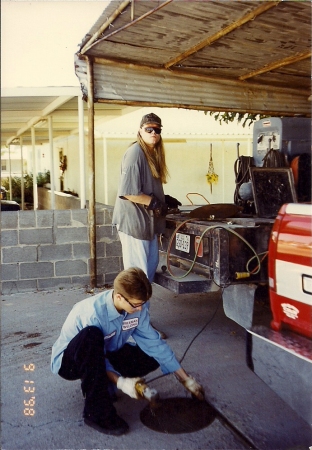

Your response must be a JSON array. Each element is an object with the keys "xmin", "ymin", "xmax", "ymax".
[
  {"xmin": 181, "ymin": 376, "xmax": 205, "ymax": 401},
  {"xmin": 117, "ymin": 376, "xmax": 142, "ymax": 399},
  {"xmin": 165, "ymin": 194, "xmax": 182, "ymax": 208},
  {"xmin": 147, "ymin": 194, "xmax": 168, "ymax": 217}
]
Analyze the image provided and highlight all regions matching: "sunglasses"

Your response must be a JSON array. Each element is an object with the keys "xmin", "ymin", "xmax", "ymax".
[
  {"xmin": 143, "ymin": 127, "xmax": 162, "ymax": 135},
  {"xmin": 119, "ymin": 294, "xmax": 147, "ymax": 309}
]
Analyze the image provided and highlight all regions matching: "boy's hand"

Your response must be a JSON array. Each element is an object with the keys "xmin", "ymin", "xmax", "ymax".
[
  {"xmin": 181, "ymin": 376, "xmax": 205, "ymax": 401},
  {"xmin": 117, "ymin": 376, "xmax": 142, "ymax": 399}
]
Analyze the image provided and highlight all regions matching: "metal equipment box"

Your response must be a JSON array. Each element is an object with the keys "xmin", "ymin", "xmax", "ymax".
[{"xmin": 155, "ymin": 215, "xmax": 273, "ymax": 294}]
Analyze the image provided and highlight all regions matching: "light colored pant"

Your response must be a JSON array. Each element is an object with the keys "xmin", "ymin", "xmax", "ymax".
[{"xmin": 118, "ymin": 231, "xmax": 159, "ymax": 283}]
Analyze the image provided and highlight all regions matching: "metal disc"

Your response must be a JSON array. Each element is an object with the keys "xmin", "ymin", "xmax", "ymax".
[{"xmin": 140, "ymin": 397, "xmax": 216, "ymax": 434}]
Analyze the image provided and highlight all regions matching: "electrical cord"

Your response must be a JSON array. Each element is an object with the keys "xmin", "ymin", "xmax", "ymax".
[
  {"xmin": 146, "ymin": 284, "xmax": 225, "ymax": 384},
  {"xmin": 262, "ymin": 148, "xmax": 288, "ymax": 168},
  {"xmin": 178, "ymin": 283, "xmax": 227, "ymax": 365},
  {"xmin": 247, "ymin": 251, "xmax": 268, "ymax": 274},
  {"xmin": 234, "ymin": 156, "xmax": 254, "ymax": 204}
]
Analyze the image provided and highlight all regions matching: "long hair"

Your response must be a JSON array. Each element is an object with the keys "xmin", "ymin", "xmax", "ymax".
[{"xmin": 137, "ymin": 132, "xmax": 169, "ymax": 184}]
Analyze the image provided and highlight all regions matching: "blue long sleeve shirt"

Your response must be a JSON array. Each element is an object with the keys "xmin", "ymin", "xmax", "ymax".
[{"xmin": 51, "ymin": 289, "xmax": 181, "ymax": 375}]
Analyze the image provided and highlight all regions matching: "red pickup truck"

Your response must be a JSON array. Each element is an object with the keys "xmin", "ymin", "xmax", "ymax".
[{"xmin": 219, "ymin": 202, "xmax": 312, "ymax": 425}]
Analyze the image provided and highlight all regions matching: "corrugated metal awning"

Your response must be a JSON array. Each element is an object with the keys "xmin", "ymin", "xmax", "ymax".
[{"xmin": 75, "ymin": 0, "xmax": 311, "ymax": 117}]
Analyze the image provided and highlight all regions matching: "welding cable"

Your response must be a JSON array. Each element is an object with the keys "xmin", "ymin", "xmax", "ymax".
[
  {"xmin": 166, "ymin": 220, "xmax": 262, "ymax": 282},
  {"xmin": 145, "ymin": 285, "xmax": 225, "ymax": 385},
  {"xmin": 246, "ymin": 251, "xmax": 268, "ymax": 274},
  {"xmin": 262, "ymin": 148, "xmax": 288, "ymax": 168},
  {"xmin": 178, "ymin": 288, "xmax": 225, "ymax": 365},
  {"xmin": 165, "ymin": 218, "xmax": 197, "ymax": 278},
  {"xmin": 234, "ymin": 156, "xmax": 253, "ymax": 204}
]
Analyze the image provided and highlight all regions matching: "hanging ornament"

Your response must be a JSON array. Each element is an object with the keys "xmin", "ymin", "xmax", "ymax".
[{"xmin": 206, "ymin": 144, "xmax": 218, "ymax": 193}]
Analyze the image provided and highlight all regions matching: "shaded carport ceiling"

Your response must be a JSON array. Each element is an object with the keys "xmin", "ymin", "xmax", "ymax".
[
  {"xmin": 75, "ymin": 0, "xmax": 311, "ymax": 117},
  {"xmin": 1, "ymin": 87, "xmax": 134, "ymax": 147}
]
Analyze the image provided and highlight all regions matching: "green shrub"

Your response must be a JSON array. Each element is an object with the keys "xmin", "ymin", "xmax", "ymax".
[
  {"xmin": 1, "ymin": 174, "xmax": 34, "ymax": 204},
  {"xmin": 36, "ymin": 170, "xmax": 50, "ymax": 187}
]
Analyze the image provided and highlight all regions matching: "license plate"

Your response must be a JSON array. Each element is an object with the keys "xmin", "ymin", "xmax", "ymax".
[{"xmin": 176, "ymin": 233, "xmax": 190, "ymax": 253}]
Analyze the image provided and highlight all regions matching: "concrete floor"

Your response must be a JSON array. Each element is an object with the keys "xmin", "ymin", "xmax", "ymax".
[{"xmin": 1, "ymin": 284, "xmax": 311, "ymax": 450}]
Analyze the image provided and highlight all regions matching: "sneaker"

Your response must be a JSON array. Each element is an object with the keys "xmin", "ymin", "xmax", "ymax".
[{"xmin": 84, "ymin": 414, "xmax": 129, "ymax": 436}]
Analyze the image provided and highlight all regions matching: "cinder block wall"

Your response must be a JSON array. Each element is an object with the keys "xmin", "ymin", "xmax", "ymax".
[{"xmin": 1, "ymin": 207, "xmax": 123, "ymax": 294}]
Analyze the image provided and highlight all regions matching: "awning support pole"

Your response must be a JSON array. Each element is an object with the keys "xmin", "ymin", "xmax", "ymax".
[
  {"xmin": 20, "ymin": 137, "xmax": 24, "ymax": 210},
  {"xmin": 8, "ymin": 144, "xmax": 12, "ymax": 200},
  {"xmin": 78, "ymin": 95, "xmax": 86, "ymax": 209},
  {"xmin": 87, "ymin": 57, "xmax": 96, "ymax": 288},
  {"xmin": 48, "ymin": 116, "xmax": 55, "ymax": 209},
  {"xmin": 103, "ymin": 136, "xmax": 108, "ymax": 204},
  {"xmin": 31, "ymin": 127, "xmax": 38, "ymax": 210}
]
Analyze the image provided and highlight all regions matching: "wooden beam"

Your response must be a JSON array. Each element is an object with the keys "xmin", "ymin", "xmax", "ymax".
[
  {"xmin": 84, "ymin": 0, "xmax": 174, "ymax": 53},
  {"xmin": 239, "ymin": 51, "xmax": 312, "ymax": 81},
  {"xmin": 164, "ymin": 1, "xmax": 281, "ymax": 69},
  {"xmin": 87, "ymin": 57, "xmax": 97, "ymax": 289},
  {"xmin": 80, "ymin": 0, "xmax": 131, "ymax": 54}
]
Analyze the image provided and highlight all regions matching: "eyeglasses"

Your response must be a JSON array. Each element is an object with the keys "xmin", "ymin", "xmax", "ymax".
[
  {"xmin": 119, "ymin": 294, "xmax": 147, "ymax": 309},
  {"xmin": 143, "ymin": 127, "xmax": 162, "ymax": 135}
]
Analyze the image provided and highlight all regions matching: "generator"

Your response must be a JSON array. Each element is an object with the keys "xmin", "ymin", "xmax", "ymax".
[{"xmin": 155, "ymin": 213, "xmax": 273, "ymax": 294}]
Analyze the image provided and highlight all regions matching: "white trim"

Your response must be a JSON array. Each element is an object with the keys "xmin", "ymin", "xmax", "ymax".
[
  {"xmin": 285, "ymin": 203, "xmax": 312, "ymax": 216},
  {"xmin": 276, "ymin": 259, "xmax": 312, "ymax": 305},
  {"xmin": 1, "ymin": 87, "xmax": 80, "ymax": 97}
]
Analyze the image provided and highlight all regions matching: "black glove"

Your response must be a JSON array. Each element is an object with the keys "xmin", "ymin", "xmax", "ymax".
[
  {"xmin": 165, "ymin": 195, "xmax": 182, "ymax": 208},
  {"xmin": 147, "ymin": 194, "xmax": 168, "ymax": 217}
]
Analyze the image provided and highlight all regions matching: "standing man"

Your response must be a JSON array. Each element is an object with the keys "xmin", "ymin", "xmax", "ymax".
[
  {"xmin": 112, "ymin": 112, "xmax": 181, "ymax": 336},
  {"xmin": 51, "ymin": 268, "xmax": 204, "ymax": 436}
]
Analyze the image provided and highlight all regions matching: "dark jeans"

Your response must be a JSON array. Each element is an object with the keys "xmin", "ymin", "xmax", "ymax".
[{"xmin": 58, "ymin": 326, "xmax": 159, "ymax": 420}]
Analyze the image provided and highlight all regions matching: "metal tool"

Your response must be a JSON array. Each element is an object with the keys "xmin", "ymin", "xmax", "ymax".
[{"xmin": 135, "ymin": 381, "xmax": 159, "ymax": 407}]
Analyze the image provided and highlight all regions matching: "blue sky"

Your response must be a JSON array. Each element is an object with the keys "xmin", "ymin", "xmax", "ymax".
[{"xmin": 1, "ymin": 1, "xmax": 108, "ymax": 88}]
